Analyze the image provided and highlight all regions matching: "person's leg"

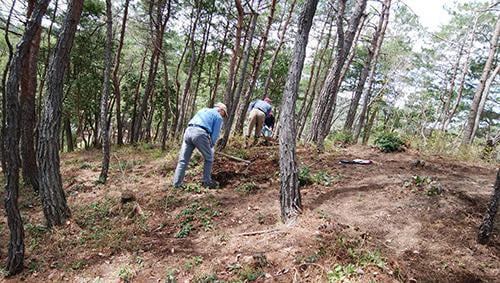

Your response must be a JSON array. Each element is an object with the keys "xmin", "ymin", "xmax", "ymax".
[
  {"xmin": 193, "ymin": 130, "xmax": 215, "ymax": 186},
  {"xmin": 246, "ymin": 109, "xmax": 258, "ymax": 147},
  {"xmin": 172, "ymin": 129, "xmax": 195, "ymax": 187},
  {"xmin": 254, "ymin": 112, "xmax": 265, "ymax": 144}
]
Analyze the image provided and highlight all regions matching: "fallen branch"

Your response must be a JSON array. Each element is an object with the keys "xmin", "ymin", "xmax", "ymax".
[
  {"xmin": 217, "ymin": 152, "xmax": 251, "ymax": 164},
  {"xmin": 235, "ymin": 228, "xmax": 283, "ymax": 236}
]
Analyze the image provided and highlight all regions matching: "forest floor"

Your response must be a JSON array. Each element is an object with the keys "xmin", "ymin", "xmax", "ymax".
[{"xmin": 0, "ymin": 140, "xmax": 498, "ymax": 282}]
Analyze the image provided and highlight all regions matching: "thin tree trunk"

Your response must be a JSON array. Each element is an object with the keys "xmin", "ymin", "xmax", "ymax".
[
  {"xmin": 4, "ymin": 0, "xmax": 50, "ymax": 275},
  {"xmin": 353, "ymin": 0, "xmax": 391, "ymax": 142},
  {"xmin": 439, "ymin": 43, "xmax": 464, "ymax": 130},
  {"xmin": 174, "ymin": 2, "xmax": 202, "ymax": 138},
  {"xmin": 262, "ymin": 0, "xmax": 297, "ymax": 98},
  {"xmin": 463, "ymin": 18, "xmax": 500, "ymax": 144},
  {"xmin": 64, "ymin": 116, "xmax": 74, "ymax": 152},
  {"xmin": 219, "ymin": 8, "xmax": 257, "ymax": 150},
  {"xmin": 471, "ymin": 63, "xmax": 500, "ymax": 139},
  {"xmin": 478, "ymin": 169, "xmax": 500, "ymax": 244},
  {"xmin": 38, "ymin": 0, "xmax": 84, "ymax": 228},
  {"xmin": 209, "ymin": 19, "xmax": 230, "ymax": 107},
  {"xmin": 99, "ymin": 0, "xmax": 113, "ymax": 183},
  {"xmin": 160, "ymin": 53, "xmax": 172, "ymax": 150},
  {"xmin": 132, "ymin": 0, "xmax": 169, "ymax": 143},
  {"xmin": 297, "ymin": 18, "xmax": 335, "ymax": 139},
  {"xmin": 129, "ymin": 49, "xmax": 148, "ymax": 143},
  {"xmin": 234, "ymin": 0, "xmax": 277, "ymax": 134},
  {"xmin": 309, "ymin": 0, "xmax": 367, "ymax": 148},
  {"xmin": 20, "ymin": 0, "xmax": 42, "ymax": 192},
  {"xmin": 343, "ymin": 10, "xmax": 383, "ymax": 132},
  {"xmin": 1, "ymin": 0, "xmax": 17, "ymax": 171},
  {"xmin": 279, "ymin": 0, "xmax": 318, "ymax": 223},
  {"xmin": 443, "ymin": 16, "xmax": 479, "ymax": 130},
  {"xmin": 113, "ymin": 0, "xmax": 130, "ymax": 145}
]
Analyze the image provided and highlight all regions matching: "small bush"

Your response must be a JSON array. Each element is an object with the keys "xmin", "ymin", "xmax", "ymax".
[
  {"xmin": 373, "ymin": 132, "xmax": 405, "ymax": 153},
  {"xmin": 298, "ymin": 167, "xmax": 314, "ymax": 186},
  {"xmin": 235, "ymin": 182, "xmax": 260, "ymax": 195},
  {"xmin": 330, "ymin": 131, "xmax": 354, "ymax": 145}
]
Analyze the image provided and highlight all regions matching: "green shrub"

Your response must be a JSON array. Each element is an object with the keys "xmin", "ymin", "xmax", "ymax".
[
  {"xmin": 298, "ymin": 167, "xmax": 314, "ymax": 186},
  {"xmin": 330, "ymin": 131, "xmax": 354, "ymax": 145},
  {"xmin": 373, "ymin": 132, "xmax": 405, "ymax": 152}
]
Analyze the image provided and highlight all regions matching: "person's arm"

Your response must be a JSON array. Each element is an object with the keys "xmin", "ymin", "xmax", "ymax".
[{"xmin": 210, "ymin": 115, "xmax": 222, "ymax": 147}]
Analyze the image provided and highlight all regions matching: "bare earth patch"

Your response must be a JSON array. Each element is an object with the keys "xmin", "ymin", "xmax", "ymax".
[{"xmin": 0, "ymin": 144, "xmax": 498, "ymax": 282}]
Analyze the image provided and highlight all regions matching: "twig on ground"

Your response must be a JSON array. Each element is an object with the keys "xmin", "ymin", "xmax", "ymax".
[
  {"xmin": 217, "ymin": 152, "xmax": 251, "ymax": 164},
  {"xmin": 235, "ymin": 228, "xmax": 283, "ymax": 236}
]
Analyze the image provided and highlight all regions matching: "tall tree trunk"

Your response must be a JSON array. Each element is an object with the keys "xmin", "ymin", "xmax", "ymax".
[
  {"xmin": 188, "ymin": 12, "xmax": 213, "ymax": 121},
  {"xmin": 174, "ymin": 2, "xmax": 202, "ymax": 138},
  {"xmin": 344, "ymin": 6, "xmax": 386, "ymax": 133},
  {"xmin": 471, "ymin": 63, "xmax": 500, "ymax": 139},
  {"xmin": 262, "ymin": 0, "xmax": 297, "ymax": 98},
  {"xmin": 20, "ymin": 0, "xmax": 42, "ymax": 192},
  {"xmin": 309, "ymin": 0, "xmax": 367, "ymax": 148},
  {"xmin": 161, "ymin": 53, "xmax": 172, "ymax": 150},
  {"xmin": 38, "ymin": 0, "xmax": 83, "ymax": 228},
  {"xmin": 463, "ymin": 18, "xmax": 500, "ymax": 144},
  {"xmin": 218, "ymin": 10, "xmax": 258, "ymax": 149},
  {"xmin": 113, "ymin": 0, "xmax": 130, "ymax": 145},
  {"xmin": 442, "ymin": 16, "xmax": 479, "ymax": 130},
  {"xmin": 1, "ymin": 0, "xmax": 17, "ymax": 171},
  {"xmin": 64, "ymin": 116, "xmax": 74, "ymax": 152},
  {"xmin": 234, "ymin": 0, "xmax": 277, "ymax": 134},
  {"xmin": 4, "ymin": 0, "xmax": 50, "ymax": 275},
  {"xmin": 279, "ymin": 0, "xmax": 318, "ymax": 223},
  {"xmin": 439, "ymin": 43, "xmax": 464, "ymax": 130},
  {"xmin": 132, "ymin": 0, "xmax": 169, "ymax": 143},
  {"xmin": 99, "ymin": 0, "xmax": 113, "ymax": 183},
  {"xmin": 129, "ymin": 49, "xmax": 148, "ymax": 143},
  {"xmin": 297, "ymin": 17, "xmax": 335, "ymax": 139},
  {"xmin": 478, "ymin": 169, "xmax": 500, "ymax": 244},
  {"xmin": 208, "ymin": 19, "xmax": 230, "ymax": 107},
  {"xmin": 216, "ymin": 0, "xmax": 244, "ymax": 149},
  {"xmin": 353, "ymin": 0, "xmax": 391, "ymax": 142}
]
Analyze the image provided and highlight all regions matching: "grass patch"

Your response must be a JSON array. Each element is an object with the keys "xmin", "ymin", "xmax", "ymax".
[
  {"xmin": 118, "ymin": 266, "xmax": 135, "ymax": 282},
  {"xmin": 404, "ymin": 175, "xmax": 443, "ymax": 196},
  {"xmin": 235, "ymin": 182, "xmax": 260, "ymax": 195},
  {"xmin": 184, "ymin": 256, "xmax": 203, "ymax": 270},
  {"xmin": 175, "ymin": 199, "xmax": 220, "ymax": 238},
  {"xmin": 298, "ymin": 166, "xmax": 335, "ymax": 187}
]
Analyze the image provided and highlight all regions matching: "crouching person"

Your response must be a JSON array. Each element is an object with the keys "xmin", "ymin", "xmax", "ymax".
[{"xmin": 172, "ymin": 103, "xmax": 227, "ymax": 189}]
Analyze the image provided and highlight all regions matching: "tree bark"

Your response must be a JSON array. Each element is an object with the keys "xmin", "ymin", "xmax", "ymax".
[
  {"xmin": 279, "ymin": 0, "xmax": 318, "ymax": 223},
  {"xmin": 234, "ymin": 0, "xmax": 277, "ymax": 134},
  {"xmin": 353, "ymin": 0, "xmax": 391, "ymax": 142},
  {"xmin": 19, "ymin": 0, "xmax": 42, "ymax": 192},
  {"xmin": 208, "ymin": 19, "xmax": 230, "ymax": 108},
  {"xmin": 1, "ymin": 0, "xmax": 17, "ymax": 171},
  {"xmin": 442, "ymin": 16, "xmax": 479, "ymax": 130},
  {"xmin": 463, "ymin": 18, "xmax": 500, "ymax": 144},
  {"xmin": 99, "ymin": 0, "xmax": 113, "ymax": 183},
  {"xmin": 344, "ymin": 6, "xmax": 386, "ymax": 133},
  {"xmin": 4, "ymin": 0, "xmax": 50, "ymax": 275},
  {"xmin": 132, "ymin": 0, "xmax": 169, "ymax": 143},
  {"xmin": 64, "ymin": 115, "xmax": 74, "ymax": 152},
  {"xmin": 38, "ymin": 0, "xmax": 84, "ymax": 228},
  {"xmin": 129, "ymin": 49, "xmax": 148, "ymax": 143},
  {"xmin": 113, "ymin": 0, "xmax": 130, "ymax": 145},
  {"xmin": 218, "ymin": 9, "xmax": 258, "ymax": 149},
  {"xmin": 471, "ymin": 63, "xmax": 500, "ymax": 140},
  {"xmin": 478, "ymin": 169, "xmax": 500, "ymax": 244},
  {"xmin": 308, "ymin": 0, "xmax": 367, "ymax": 148},
  {"xmin": 262, "ymin": 0, "xmax": 297, "ymax": 98}
]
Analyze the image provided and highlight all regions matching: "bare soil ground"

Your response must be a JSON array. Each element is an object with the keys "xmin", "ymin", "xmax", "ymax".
[{"xmin": 0, "ymin": 142, "xmax": 498, "ymax": 282}]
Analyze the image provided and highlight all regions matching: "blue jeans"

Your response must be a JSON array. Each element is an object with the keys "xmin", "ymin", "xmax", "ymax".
[{"xmin": 173, "ymin": 126, "xmax": 214, "ymax": 187}]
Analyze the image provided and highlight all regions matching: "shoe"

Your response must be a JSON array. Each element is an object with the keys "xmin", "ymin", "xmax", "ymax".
[{"xmin": 202, "ymin": 181, "xmax": 219, "ymax": 189}]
